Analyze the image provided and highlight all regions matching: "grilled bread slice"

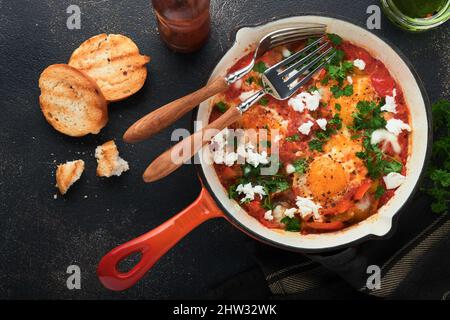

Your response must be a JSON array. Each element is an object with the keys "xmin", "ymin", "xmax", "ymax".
[
  {"xmin": 56, "ymin": 160, "xmax": 85, "ymax": 194},
  {"xmin": 69, "ymin": 34, "xmax": 150, "ymax": 102},
  {"xmin": 39, "ymin": 64, "xmax": 108, "ymax": 137},
  {"xmin": 95, "ymin": 140, "xmax": 129, "ymax": 177}
]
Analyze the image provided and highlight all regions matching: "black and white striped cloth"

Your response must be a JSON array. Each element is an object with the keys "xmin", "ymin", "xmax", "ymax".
[{"xmin": 209, "ymin": 194, "xmax": 450, "ymax": 300}]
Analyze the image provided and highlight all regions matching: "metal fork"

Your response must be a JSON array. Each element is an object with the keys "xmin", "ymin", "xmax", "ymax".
[
  {"xmin": 123, "ymin": 24, "xmax": 326, "ymax": 143},
  {"xmin": 142, "ymin": 35, "xmax": 335, "ymax": 183}
]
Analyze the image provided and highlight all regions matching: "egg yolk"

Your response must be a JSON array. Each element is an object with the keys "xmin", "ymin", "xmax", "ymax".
[{"xmin": 307, "ymin": 156, "xmax": 348, "ymax": 201}]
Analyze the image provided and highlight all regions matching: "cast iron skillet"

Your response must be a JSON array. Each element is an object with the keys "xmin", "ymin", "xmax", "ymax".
[{"xmin": 97, "ymin": 15, "xmax": 432, "ymax": 291}]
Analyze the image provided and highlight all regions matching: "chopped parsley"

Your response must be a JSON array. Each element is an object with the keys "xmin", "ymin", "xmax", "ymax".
[
  {"xmin": 335, "ymin": 103, "xmax": 342, "ymax": 111},
  {"xmin": 292, "ymin": 158, "xmax": 308, "ymax": 174},
  {"xmin": 215, "ymin": 101, "xmax": 228, "ymax": 113},
  {"xmin": 246, "ymin": 76, "xmax": 255, "ymax": 84},
  {"xmin": 331, "ymin": 84, "xmax": 353, "ymax": 98},
  {"xmin": 286, "ymin": 134, "xmax": 300, "ymax": 142},
  {"xmin": 326, "ymin": 61, "xmax": 353, "ymax": 86},
  {"xmin": 253, "ymin": 61, "xmax": 267, "ymax": 73},
  {"xmin": 281, "ymin": 216, "xmax": 301, "ymax": 232},
  {"xmin": 259, "ymin": 97, "xmax": 269, "ymax": 106},
  {"xmin": 351, "ymin": 100, "xmax": 386, "ymax": 131},
  {"xmin": 327, "ymin": 33, "xmax": 343, "ymax": 46},
  {"xmin": 309, "ymin": 139, "xmax": 325, "ymax": 152},
  {"xmin": 375, "ymin": 185, "xmax": 386, "ymax": 199},
  {"xmin": 358, "ymin": 135, "xmax": 403, "ymax": 179}
]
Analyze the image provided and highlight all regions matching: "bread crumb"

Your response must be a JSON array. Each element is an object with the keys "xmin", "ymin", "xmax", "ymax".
[
  {"xmin": 95, "ymin": 140, "xmax": 129, "ymax": 177},
  {"xmin": 56, "ymin": 160, "xmax": 85, "ymax": 194}
]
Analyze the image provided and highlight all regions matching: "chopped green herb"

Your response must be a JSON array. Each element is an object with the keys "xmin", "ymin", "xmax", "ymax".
[
  {"xmin": 327, "ymin": 33, "xmax": 343, "ymax": 46},
  {"xmin": 215, "ymin": 101, "xmax": 228, "ymax": 113},
  {"xmin": 326, "ymin": 60, "xmax": 353, "ymax": 86},
  {"xmin": 246, "ymin": 76, "xmax": 255, "ymax": 84},
  {"xmin": 308, "ymin": 85, "xmax": 319, "ymax": 93},
  {"xmin": 292, "ymin": 159, "xmax": 308, "ymax": 174},
  {"xmin": 286, "ymin": 134, "xmax": 300, "ymax": 142},
  {"xmin": 335, "ymin": 103, "xmax": 342, "ymax": 111},
  {"xmin": 375, "ymin": 185, "xmax": 386, "ymax": 199},
  {"xmin": 253, "ymin": 61, "xmax": 267, "ymax": 73},
  {"xmin": 383, "ymin": 159, "xmax": 403, "ymax": 174},
  {"xmin": 309, "ymin": 139, "xmax": 324, "ymax": 152},
  {"xmin": 351, "ymin": 100, "xmax": 387, "ymax": 131},
  {"xmin": 331, "ymin": 84, "xmax": 353, "ymax": 98},
  {"xmin": 259, "ymin": 97, "xmax": 269, "ymax": 106},
  {"xmin": 281, "ymin": 217, "xmax": 301, "ymax": 232}
]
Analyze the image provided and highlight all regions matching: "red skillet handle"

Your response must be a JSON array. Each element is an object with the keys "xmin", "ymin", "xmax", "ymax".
[{"xmin": 97, "ymin": 188, "xmax": 223, "ymax": 291}]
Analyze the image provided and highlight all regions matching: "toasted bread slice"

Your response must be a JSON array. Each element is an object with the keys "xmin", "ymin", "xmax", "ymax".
[
  {"xmin": 95, "ymin": 140, "xmax": 129, "ymax": 177},
  {"xmin": 39, "ymin": 64, "xmax": 108, "ymax": 137},
  {"xmin": 56, "ymin": 160, "xmax": 85, "ymax": 194},
  {"xmin": 69, "ymin": 34, "xmax": 150, "ymax": 102}
]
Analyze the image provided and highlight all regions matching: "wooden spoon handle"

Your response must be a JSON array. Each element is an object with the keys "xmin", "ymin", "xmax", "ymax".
[
  {"xmin": 123, "ymin": 77, "xmax": 229, "ymax": 143},
  {"xmin": 143, "ymin": 106, "xmax": 241, "ymax": 183}
]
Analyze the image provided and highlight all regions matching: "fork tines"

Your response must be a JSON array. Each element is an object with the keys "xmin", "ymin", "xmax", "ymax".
[{"xmin": 263, "ymin": 37, "xmax": 336, "ymax": 100}]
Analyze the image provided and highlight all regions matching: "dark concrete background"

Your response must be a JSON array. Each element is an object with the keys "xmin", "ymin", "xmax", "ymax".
[{"xmin": 0, "ymin": 0, "xmax": 448, "ymax": 299}]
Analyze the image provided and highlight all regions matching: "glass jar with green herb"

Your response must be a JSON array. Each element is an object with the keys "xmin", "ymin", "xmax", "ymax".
[{"xmin": 381, "ymin": 0, "xmax": 450, "ymax": 31}]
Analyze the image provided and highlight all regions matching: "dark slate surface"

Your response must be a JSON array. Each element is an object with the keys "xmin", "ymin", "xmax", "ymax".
[{"xmin": 0, "ymin": 0, "xmax": 448, "ymax": 299}]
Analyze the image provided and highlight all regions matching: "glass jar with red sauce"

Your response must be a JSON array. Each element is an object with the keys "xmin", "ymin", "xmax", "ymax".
[{"xmin": 151, "ymin": 0, "xmax": 211, "ymax": 53}]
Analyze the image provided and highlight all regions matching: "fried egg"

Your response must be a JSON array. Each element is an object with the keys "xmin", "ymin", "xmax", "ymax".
[{"xmin": 293, "ymin": 128, "xmax": 368, "ymax": 208}]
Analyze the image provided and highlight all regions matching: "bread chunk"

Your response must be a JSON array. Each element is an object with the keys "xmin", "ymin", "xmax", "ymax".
[
  {"xmin": 95, "ymin": 140, "xmax": 129, "ymax": 177},
  {"xmin": 56, "ymin": 160, "xmax": 85, "ymax": 194}
]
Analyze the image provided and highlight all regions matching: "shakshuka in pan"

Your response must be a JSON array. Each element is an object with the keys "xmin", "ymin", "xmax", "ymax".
[{"xmin": 207, "ymin": 34, "xmax": 411, "ymax": 234}]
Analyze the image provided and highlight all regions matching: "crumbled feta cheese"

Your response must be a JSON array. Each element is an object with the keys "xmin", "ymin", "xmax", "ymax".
[
  {"xmin": 239, "ymin": 90, "xmax": 257, "ymax": 102},
  {"xmin": 353, "ymin": 59, "xmax": 366, "ymax": 70},
  {"xmin": 316, "ymin": 118, "xmax": 327, "ymax": 131},
  {"xmin": 295, "ymin": 196, "xmax": 322, "ymax": 220},
  {"xmin": 210, "ymin": 128, "xmax": 238, "ymax": 167},
  {"xmin": 288, "ymin": 90, "xmax": 321, "ymax": 112},
  {"xmin": 236, "ymin": 183, "xmax": 266, "ymax": 203},
  {"xmin": 383, "ymin": 172, "xmax": 406, "ymax": 190},
  {"xmin": 273, "ymin": 205, "xmax": 285, "ymax": 220},
  {"xmin": 234, "ymin": 79, "xmax": 243, "ymax": 90},
  {"xmin": 371, "ymin": 129, "xmax": 401, "ymax": 154},
  {"xmin": 264, "ymin": 210, "xmax": 274, "ymax": 221},
  {"xmin": 223, "ymin": 152, "xmax": 239, "ymax": 166},
  {"xmin": 386, "ymin": 119, "xmax": 411, "ymax": 136},
  {"xmin": 355, "ymin": 194, "xmax": 371, "ymax": 211},
  {"xmin": 381, "ymin": 89, "xmax": 397, "ymax": 113},
  {"xmin": 281, "ymin": 47, "xmax": 291, "ymax": 58},
  {"xmin": 284, "ymin": 207, "xmax": 298, "ymax": 218},
  {"xmin": 245, "ymin": 143, "xmax": 269, "ymax": 167},
  {"xmin": 285, "ymin": 163, "xmax": 296, "ymax": 174},
  {"xmin": 347, "ymin": 76, "xmax": 353, "ymax": 84},
  {"xmin": 298, "ymin": 120, "xmax": 314, "ymax": 135}
]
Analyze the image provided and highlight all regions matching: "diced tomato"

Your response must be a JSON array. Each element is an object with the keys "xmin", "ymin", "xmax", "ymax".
[
  {"xmin": 353, "ymin": 180, "xmax": 372, "ymax": 201},
  {"xmin": 217, "ymin": 165, "xmax": 241, "ymax": 181},
  {"xmin": 322, "ymin": 199, "xmax": 354, "ymax": 215},
  {"xmin": 228, "ymin": 51, "xmax": 254, "ymax": 73},
  {"xmin": 243, "ymin": 200, "xmax": 279, "ymax": 228},
  {"xmin": 369, "ymin": 61, "xmax": 396, "ymax": 97},
  {"xmin": 305, "ymin": 221, "xmax": 345, "ymax": 231}
]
